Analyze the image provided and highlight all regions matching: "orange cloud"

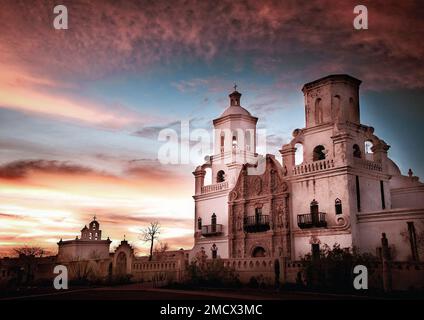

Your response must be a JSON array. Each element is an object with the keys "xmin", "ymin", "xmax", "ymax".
[{"xmin": 0, "ymin": 159, "xmax": 194, "ymax": 257}]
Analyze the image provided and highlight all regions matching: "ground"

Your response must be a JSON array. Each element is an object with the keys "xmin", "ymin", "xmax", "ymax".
[{"xmin": 0, "ymin": 283, "xmax": 385, "ymax": 300}]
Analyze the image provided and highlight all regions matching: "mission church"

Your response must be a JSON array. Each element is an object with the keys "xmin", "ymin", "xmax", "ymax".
[
  {"xmin": 191, "ymin": 74, "xmax": 424, "ymax": 264},
  {"xmin": 2, "ymin": 74, "xmax": 423, "ymax": 289}
]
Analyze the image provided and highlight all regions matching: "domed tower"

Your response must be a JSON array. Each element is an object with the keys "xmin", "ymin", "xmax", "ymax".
[
  {"xmin": 191, "ymin": 86, "xmax": 259, "ymax": 260},
  {"xmin": 211, "ymin": 86, "xmax": 258, "ymax": 186}
]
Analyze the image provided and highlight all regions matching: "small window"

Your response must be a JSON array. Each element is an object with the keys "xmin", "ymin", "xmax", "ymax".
[
  {"xmin": 197, "ymin": 217, "xmax": 202, "ymax": 230},
  {"xmin": 232, "ymin": 135, "xmax": 237, "ymax": 148},
  {"xmin": 313, "ymin": 145, "xmax": 326, "ymax": 161},
  {"xmin": 335, "ymin": 198, "xmax": 342, "ymax": 215},
  {"xmin": 220, "ymin": 134, "xmax": 225, "ymax": 153}
]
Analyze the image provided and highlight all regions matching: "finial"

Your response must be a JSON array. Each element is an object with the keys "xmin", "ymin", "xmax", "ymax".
[
  {"xmin": 233, "ymin": 83, "xmax": 237, "ymax": 91},
  {"xmin": 93, "ymin": 215, "xmax": 96, "ymax": 221},
  {"xmin": 124, "ymin": 234, "xmax": 126, "ymax": 240},
  {"xmin": 408, "ymin": 168, "xmax": 413, "ymax": 177}
]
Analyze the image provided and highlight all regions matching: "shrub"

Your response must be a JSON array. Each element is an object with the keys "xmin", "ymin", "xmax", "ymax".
[
  {"xmin": 300, "ymin": 243, "xmax": 377, "ymax": 291},
  {"xmin": 185, "ymin": 258, "xmax": 241, "ymax": 288}
]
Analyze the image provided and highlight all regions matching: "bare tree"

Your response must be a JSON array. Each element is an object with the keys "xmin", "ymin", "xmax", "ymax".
[
  {"xmin": 141, "ymin": 221, "xmax": 160, "ymax": 261},
  {"xmin": 13, "ymin": 246, "xmax": 48, "ymax": 258},
  {"xmin": 12, "ymin": 246, "xmax": 48, "ymax": 285}
]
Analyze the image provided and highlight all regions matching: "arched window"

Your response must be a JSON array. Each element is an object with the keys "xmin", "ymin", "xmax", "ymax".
[
  {"xmin": 335, "ymin": 198, "xmax": 342, "ymax": 215},
  {"xmin": 211, "ymin": 213, "xmax": 217, "ymax": 225},
  {"xmin": 333, "ymin": 95, "xmax": 341, "ymax": 120},
  {"xmin": 315, "ymin": 98, "xmax": 323, "ymax": 124},
  {"xmin": 211, "ymin": 213, "xmax": 217, "ymax": 233},
  {"xmin": 216, "ymin": 170, "xmax": 225, "ymax": 183},
  {"xmin": 353, "ymin": 144, "xmax": 362, "ymax": 158},
  {"xmin": 313, "ymin": 145, "xmax": 326, "ymax": 161},
  {"xmin": 232, "ymin": 135, "xmax": 237, "ymax": 148},
  {"xmin": 197, "ymin": 217, "xmax": 202, "ymax": 230},
  {"xmin": 294, "ymin": 143, "xmax": 304, "ymax": 165},
  {"xmin": 220, "ymin": 133, "xmax": 225, "ymax": 153},
  {"xmin": 245, "ymin": 130, "xmax": 252, "ymax": 152}
]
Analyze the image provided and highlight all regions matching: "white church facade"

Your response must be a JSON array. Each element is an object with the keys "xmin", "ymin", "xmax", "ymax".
[{"xmin": 190, "ymin": 74, "xmax": 424, "ymax": 264}]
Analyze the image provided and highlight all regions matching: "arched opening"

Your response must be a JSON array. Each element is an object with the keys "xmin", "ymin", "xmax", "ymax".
[
  {"xmin": 252, "ymin": 246, "xmax": 266, "ymax": 258},
  {"xmin": 204, "ymin": 167, "xmax": 212, "ymax": 185},
  {"xmin": 333, "ymin": 95, "xmax": 341, "ymax": 121},
  {"xmin": 116, "ymin": 252, "xmax": 127, "ymax": 275},
  {"xmin": 245, "ymin": 130, "xmax": 252, "ymax": 152},
  {"xmin": 197, "ymin": 217, "xmax": 202, "ymax": 230},
  {"xmin": 313, "ymin": 145, "xmax": 326, "ymax": 161},
  {"xmin": 365, "ymin": 140, "xmax": 373, "ymax": 160},
  {"xmin": 335, "ymin": 198, "xmax": 342, "ymax": 215},
  {"xmin": 294, "ymin": 143, "xmax": 304, "ymax": 165},
  {"xmin": 232, "ymin": 135, "xmax": 237, "ymax": 149},
  {"xmin": 353, "ymin": 144, "xmax": 362, "ymax": 158},
  {"xmin": 315, "ymin": 98, "xmax": 323, "ymax": 124},
  {"xmin": 216, "ymin": 170, "xmax": 225, "ymax": 183},
  {"xmin": 220, "ymin": 133, "xmax": 225, "ymax": 153}
]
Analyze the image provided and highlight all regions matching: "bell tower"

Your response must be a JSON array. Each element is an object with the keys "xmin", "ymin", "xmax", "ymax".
[
  {"xmin": 211, "ymin": 86, "xmax": 258, "ymax": 186},
  {"xmin": 302, "ymin": 74, "xmax": 362, "ymax": 127}
]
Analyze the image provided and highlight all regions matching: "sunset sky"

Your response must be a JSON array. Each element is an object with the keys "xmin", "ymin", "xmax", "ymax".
[{"xmin": 0, "ymin": 0, "xmax": 423, "ymax": 256}]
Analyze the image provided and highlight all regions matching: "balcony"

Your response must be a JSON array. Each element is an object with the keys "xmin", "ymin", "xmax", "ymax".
[
  {"xmin": 244, "ymin": 215, "xmax": 270, "ymax": 233},
  {"xmin": 297, "ymin": 212, "xmax": 327, "ymax": 229},
  {"xmin": 201, "ymin": 224, "xmax": 223, "ymax": 237}
]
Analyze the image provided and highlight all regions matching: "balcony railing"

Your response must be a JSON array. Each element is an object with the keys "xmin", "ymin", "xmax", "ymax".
[
  {"xmin": 297, "ymin": 212, "xmax": 327, "ymax": 229},
  {"xmin": 244, "ymin": 215, "xmax": 270, "ymax": 233},
  {"xmin": 293, "ymin": 159, "xmax": 335, "ymax": 175},
  {"xmin": 353, "ymin": 158, "xmax": 382, "ymax": 172},
  {"xmin": 201, "ymin": 224, "xmax": 223, "ymax": 236},
  {"xmin": 201, "ymin": 181, "xmax": 229, "ymax": 194}
]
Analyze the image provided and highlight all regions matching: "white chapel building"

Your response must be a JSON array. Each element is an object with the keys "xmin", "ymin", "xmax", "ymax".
[{"xmin": 190, "ymin": 74, "xmax": 424, "ymax": 262}]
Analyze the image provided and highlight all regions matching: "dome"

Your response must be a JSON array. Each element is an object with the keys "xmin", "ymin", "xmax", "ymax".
[{"xmin": 220, "ymin": 105, "xmax": 252, "ymax": 117}]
